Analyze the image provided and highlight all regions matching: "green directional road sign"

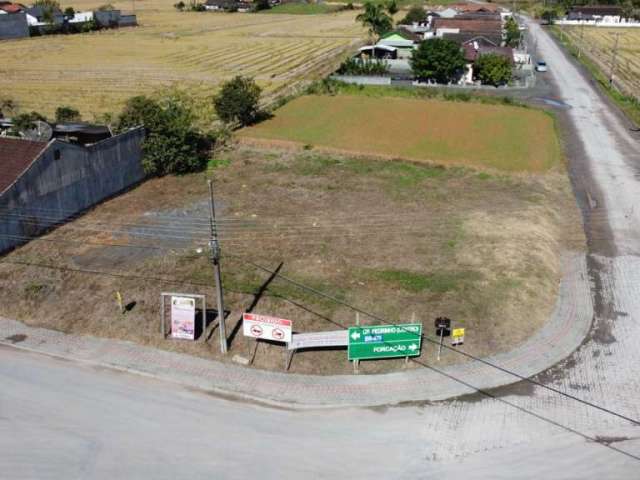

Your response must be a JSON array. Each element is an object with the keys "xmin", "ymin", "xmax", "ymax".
[{"xmin": 348, "ymin": 323, "xmax": 423, "ymax": 361}]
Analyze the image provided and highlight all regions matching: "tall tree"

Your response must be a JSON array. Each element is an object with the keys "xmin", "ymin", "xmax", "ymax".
[
  {"xmin": 410, "ymin": 38, "xmax": 465, "ymax": 84},
  {"xmin": 505, "ymin": 17, "xmax": 521, "ymax": 48},
  {"xmin": 356, "ymin": 2, "xmax": 393, "ymax": 38}
]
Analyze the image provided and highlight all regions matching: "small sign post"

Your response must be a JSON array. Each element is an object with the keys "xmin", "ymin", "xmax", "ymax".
[
  {"xmin": 435, "ymin": 317, "xmax": 451, "ymax": 361},
  {"xmin": 452, "ymin": 327, "xmax": 465, "ymax": 346}
]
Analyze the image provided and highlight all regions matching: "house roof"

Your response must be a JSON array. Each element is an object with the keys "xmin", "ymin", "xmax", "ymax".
[
  {"xmin": 463, "ymin": 43, "xmax": 513, "ymax": 63},
  {"xmin": 451, "ymin": 3, "xmax": 499, "ymax": 13},
  {"xmin": 381, "ymin": 29, "xmax": 422, "ymax": 42},
  {"xmin": 0, "ymin": 137, "xmax": 47, "ymax": 194},
  {"xmin": 433, "ymin": 18, "xmax": 502, "ymax": 34},
  {"xmin": 570, "ymin": 5, "xmax": 622, "ymax": 16},
  {"xmin": 0, "ymin": 2, "xmax": 24, "ymax": 13},
  {"xmin": 442, "ymin": 31, "xmax": 503, "ymax": 47}
]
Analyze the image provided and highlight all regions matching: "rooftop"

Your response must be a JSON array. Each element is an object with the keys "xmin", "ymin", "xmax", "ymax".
[{"xmin": 0, "ymin": 137, "xmax": 47, "ymax": 194}]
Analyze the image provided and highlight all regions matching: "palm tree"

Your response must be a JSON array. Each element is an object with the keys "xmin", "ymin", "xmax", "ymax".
[{"xmin": 356, "ymin": 2, "xmax": 393, "ymax": 39}]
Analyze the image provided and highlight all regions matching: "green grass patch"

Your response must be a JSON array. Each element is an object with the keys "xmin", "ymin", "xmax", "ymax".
[
  {"xmin": 242, "ymin": 94, "xmax": 560, "ymax": 173},
  {"xmin": 265, "ymin": 3, "xmax": 343, "ymax": 14},
  {"xmin": 307, "ymin": 79, "xmax": 527, "ymax": 108},
  {"xmin": 371, "ymin": 269, "xmax": 480, "ymax": 293}
]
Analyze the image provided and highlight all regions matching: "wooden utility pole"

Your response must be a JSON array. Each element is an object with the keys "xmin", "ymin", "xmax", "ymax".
[
  {"xmin": 609, "ymin": 32, "xmax": 623, "ymax": 87},
  {"xmin": 208, "ymin": 179, "xmax": 227, "ymax": 354}
]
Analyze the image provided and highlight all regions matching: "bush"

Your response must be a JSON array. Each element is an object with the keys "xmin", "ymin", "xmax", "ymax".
[
  {"xmin": 214, "ymin": 76, "xmax": 262, "ymax": 126},
  {"xmin": 97, "ymin": 3, "xmax": 116, "ymax": 11},
  {"xmin": 174, "ymin": 1, "xmax": 186, "ymax": 10},
  {"xmin": 10, "ymin": 111, "xmax": 47, "ymax": 136},
  {"xmin": 411, "ymin": 38, "xmax": 465, "ymax": 84},
  {"xmin": 398, "ymin": 5, "xmax": 424, "ymax": 25},
  {"xmin": 64, "ymin": 6, "xmax": 75, "ymax": 16},
  {"xmin": 337, "ymin": 57, "xmax": 389, "ymax": 76},
  {"xmin": 55, "ymin": 106, "xmax": 81, "ymax": 123},
  {"xmin": 474, "ymin": 53, "xmax": 512, "ymax": 87},
  {"xmin": 118, "ymin": 96, "xmax": 212, "ymax": 176},
  {"xmin": 254, "ymin": 0, "xmax": 271, "ymax": 11}
]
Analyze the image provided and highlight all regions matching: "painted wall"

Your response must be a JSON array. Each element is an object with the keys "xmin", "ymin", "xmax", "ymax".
[
  {"xmin": 0, "ymin": 127, "xmax": 145, "ymax": 254},
  {"xmin": 0, "ymin": 12, "xmax": 29, "ymax": 40}
]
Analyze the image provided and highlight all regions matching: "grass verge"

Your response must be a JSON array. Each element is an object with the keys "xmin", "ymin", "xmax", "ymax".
[{"xmin": 549, "ymin": 25, "xmax": 640, "ymax": 126}]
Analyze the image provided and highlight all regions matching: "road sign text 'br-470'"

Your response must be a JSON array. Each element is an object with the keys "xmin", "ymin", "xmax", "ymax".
[{"xmin": 348, "ymin": 324, "xmax": 422, "ymax": 361}]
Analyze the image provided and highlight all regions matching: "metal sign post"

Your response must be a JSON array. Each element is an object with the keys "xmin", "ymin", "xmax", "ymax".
[
  {"xmin": 435, "ymin": 317, "xmax": 451, "ymax": 361},
  {"xmin": 353, "ymin": 313, "xmax": 360, "ymax": 374}
]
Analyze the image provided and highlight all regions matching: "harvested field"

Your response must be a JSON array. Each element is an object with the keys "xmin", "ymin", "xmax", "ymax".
[
  {"xmin": 239, "ymin": 95, "xmax": 561, "ymax": 172},
  {"xmin": 0, "ymin": 145, "xmax": 584, "ymax": 375},
  {"xmin": 563, "ymin": 26, "xmax": 640, "ymax": 98},
  {"xmin": 0, "ymin": 0, "xmax": 364, "ymax": 121}
]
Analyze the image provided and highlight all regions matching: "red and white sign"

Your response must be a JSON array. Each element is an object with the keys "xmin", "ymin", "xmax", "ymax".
[{"xmin": 243, "ymin": 313, "xmax": 292, "ymax": 343}]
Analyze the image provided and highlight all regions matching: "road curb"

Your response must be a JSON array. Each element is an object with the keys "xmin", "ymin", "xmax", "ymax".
[{"xmin": 0, "ymin": 252, "xmax": 592, "ymax": 408}]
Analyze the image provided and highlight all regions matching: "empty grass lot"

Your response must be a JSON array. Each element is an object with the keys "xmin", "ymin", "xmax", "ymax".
[
  {"xmin": 240, "ymin": 94, "xmax": 561, "ymax": 172},
  {"xmin": 0, "ymin": 147, "xmax": 584, "ymax": 374},
  {"xmin": 0, "ymin": 0, "xmax": 364, "ymax": 121}
]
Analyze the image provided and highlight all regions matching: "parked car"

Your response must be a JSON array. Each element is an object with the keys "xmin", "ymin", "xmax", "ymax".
[{"xmin": 536, "ymin": 61, "xmax": 548, "ymax": 72}]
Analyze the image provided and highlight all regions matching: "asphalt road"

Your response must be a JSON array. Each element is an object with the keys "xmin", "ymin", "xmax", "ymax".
[{"xmin": 3, "ymin": 19, "xmax": 640, "ymax": 480}]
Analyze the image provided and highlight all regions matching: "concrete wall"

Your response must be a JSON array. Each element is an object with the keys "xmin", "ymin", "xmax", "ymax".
[
  {"xmin": 0, "ymin": 13, "xmax": 29, "ymax": 40},
  {"xmin": 331, "ymin": 75, "xmax": 392, "ymax": 85},
  {"xmin": 0, "ymin": 127, "xmax": 145, "ymax": 254}
]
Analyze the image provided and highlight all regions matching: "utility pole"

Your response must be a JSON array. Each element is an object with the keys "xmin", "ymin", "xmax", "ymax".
[
  {"xmin": 609, "ymin": 32, "xmax": 622, "ymax": 87},
  {"xmin": 208, "ymin": 179, "xmax": 227, "ymax": 354},
  {"xmin": 578, "ymin": 21, "xmax": 585, "ymax": 58}
]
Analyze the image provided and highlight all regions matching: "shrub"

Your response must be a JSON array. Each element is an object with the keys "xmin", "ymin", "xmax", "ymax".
[
  {"xmin": 10, "ymin": 111, "xmax": 47, "ymax": 136},
  {"xmin": 398, "ymin": 5, "xmax": 424, "ymax": 25},
  {"xmin": 474, "ymin": 53, "xmax": 512, "ymax": 87},
  {"xmin": 337, "ymin": 57, "xmax": 389, "ymax": 76},
  {"xmin": 118, "ymin": 96, "xmax": 212, "ymax": 176},
  {"xmin": 55, "ymin": 106, "xmax": 81, "ymax": 123},
  {"xmin": 174, "ymin": 1, "xmax": 186, "ymax": 10},
  {"xmin": 214, "ymin": 76, "xmax": 262, "ymax": 126},
  {"xmin": 254, "ymin": 0, "xmax": 270, "ymax": 11}
]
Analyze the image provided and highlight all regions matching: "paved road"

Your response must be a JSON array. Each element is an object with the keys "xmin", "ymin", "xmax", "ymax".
[{"xmin": 3, "ymin": 20, "xmax": 640, "ymax": 479}]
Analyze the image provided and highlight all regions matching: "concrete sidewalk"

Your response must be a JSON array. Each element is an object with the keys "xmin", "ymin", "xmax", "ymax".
[{"xmin": 0, "ymin": 252, "xmax": 592, "ymax": 408}]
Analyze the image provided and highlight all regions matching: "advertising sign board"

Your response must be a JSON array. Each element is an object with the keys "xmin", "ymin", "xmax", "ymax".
[{"xmin": 171, "ymin": 296, "xmax": 196, "ymax": 340}]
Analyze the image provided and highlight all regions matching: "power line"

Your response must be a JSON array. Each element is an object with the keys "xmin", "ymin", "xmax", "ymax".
[
  {"xmin": 232, "ymin": 255, "xmax": 640, "ymax": 428},
  {"xmin": 2, "ymin": 254, "xmax": 638, "ymax": 463}
]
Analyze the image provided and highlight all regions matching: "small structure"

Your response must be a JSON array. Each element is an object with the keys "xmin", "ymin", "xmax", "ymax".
[
  {"xmin": 567, "ymin": 5, "xmax": 623, "ymax": 23},
  {"xmin": 356, "ymin": 44, "xmax": 397, "ymax": 60},
  {"xmin": 0, "ymin": 10, "xmax": 28, "ymax": 39},
  {"xmin": 377, "ymin": 29, "xmax": 421, "ymax": 58},
  {"xmin": 461, "ymin": 40, "xmax": 513, "ymax": 84},
  {"xmin": 0, "ymin": 127, "xmax": 145, "ymax": 255}
]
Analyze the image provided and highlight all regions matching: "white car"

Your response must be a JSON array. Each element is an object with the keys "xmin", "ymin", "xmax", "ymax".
[{"xmin": 536, "ymin": 61, "xmax": 548, "ymax": 72}]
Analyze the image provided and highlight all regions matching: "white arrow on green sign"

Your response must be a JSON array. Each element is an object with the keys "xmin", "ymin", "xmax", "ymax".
[{"xmin": 348, "ymin": 323, "xmax": 423, "ymax": 361}]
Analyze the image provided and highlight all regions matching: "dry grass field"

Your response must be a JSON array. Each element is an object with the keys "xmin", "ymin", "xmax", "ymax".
[
  {"xmin": 240, "ymin": 94, "xmax": 561, "ymax": 172},
  {"xmin": 0, "ymin": 0, "xmax": 364, "ymax": 121},
  {"xmin": 564, "ymin": 26, "xmax": 640, "ymax": 97},
  {"xmin": 0, "ymin": 145, "xmax": 584, "ymax": 374}
]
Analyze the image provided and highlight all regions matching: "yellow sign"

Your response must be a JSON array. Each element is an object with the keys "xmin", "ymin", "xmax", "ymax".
[{"xmin": 452, "ymin": 328, "xmax": 465, "ymax": 338}]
